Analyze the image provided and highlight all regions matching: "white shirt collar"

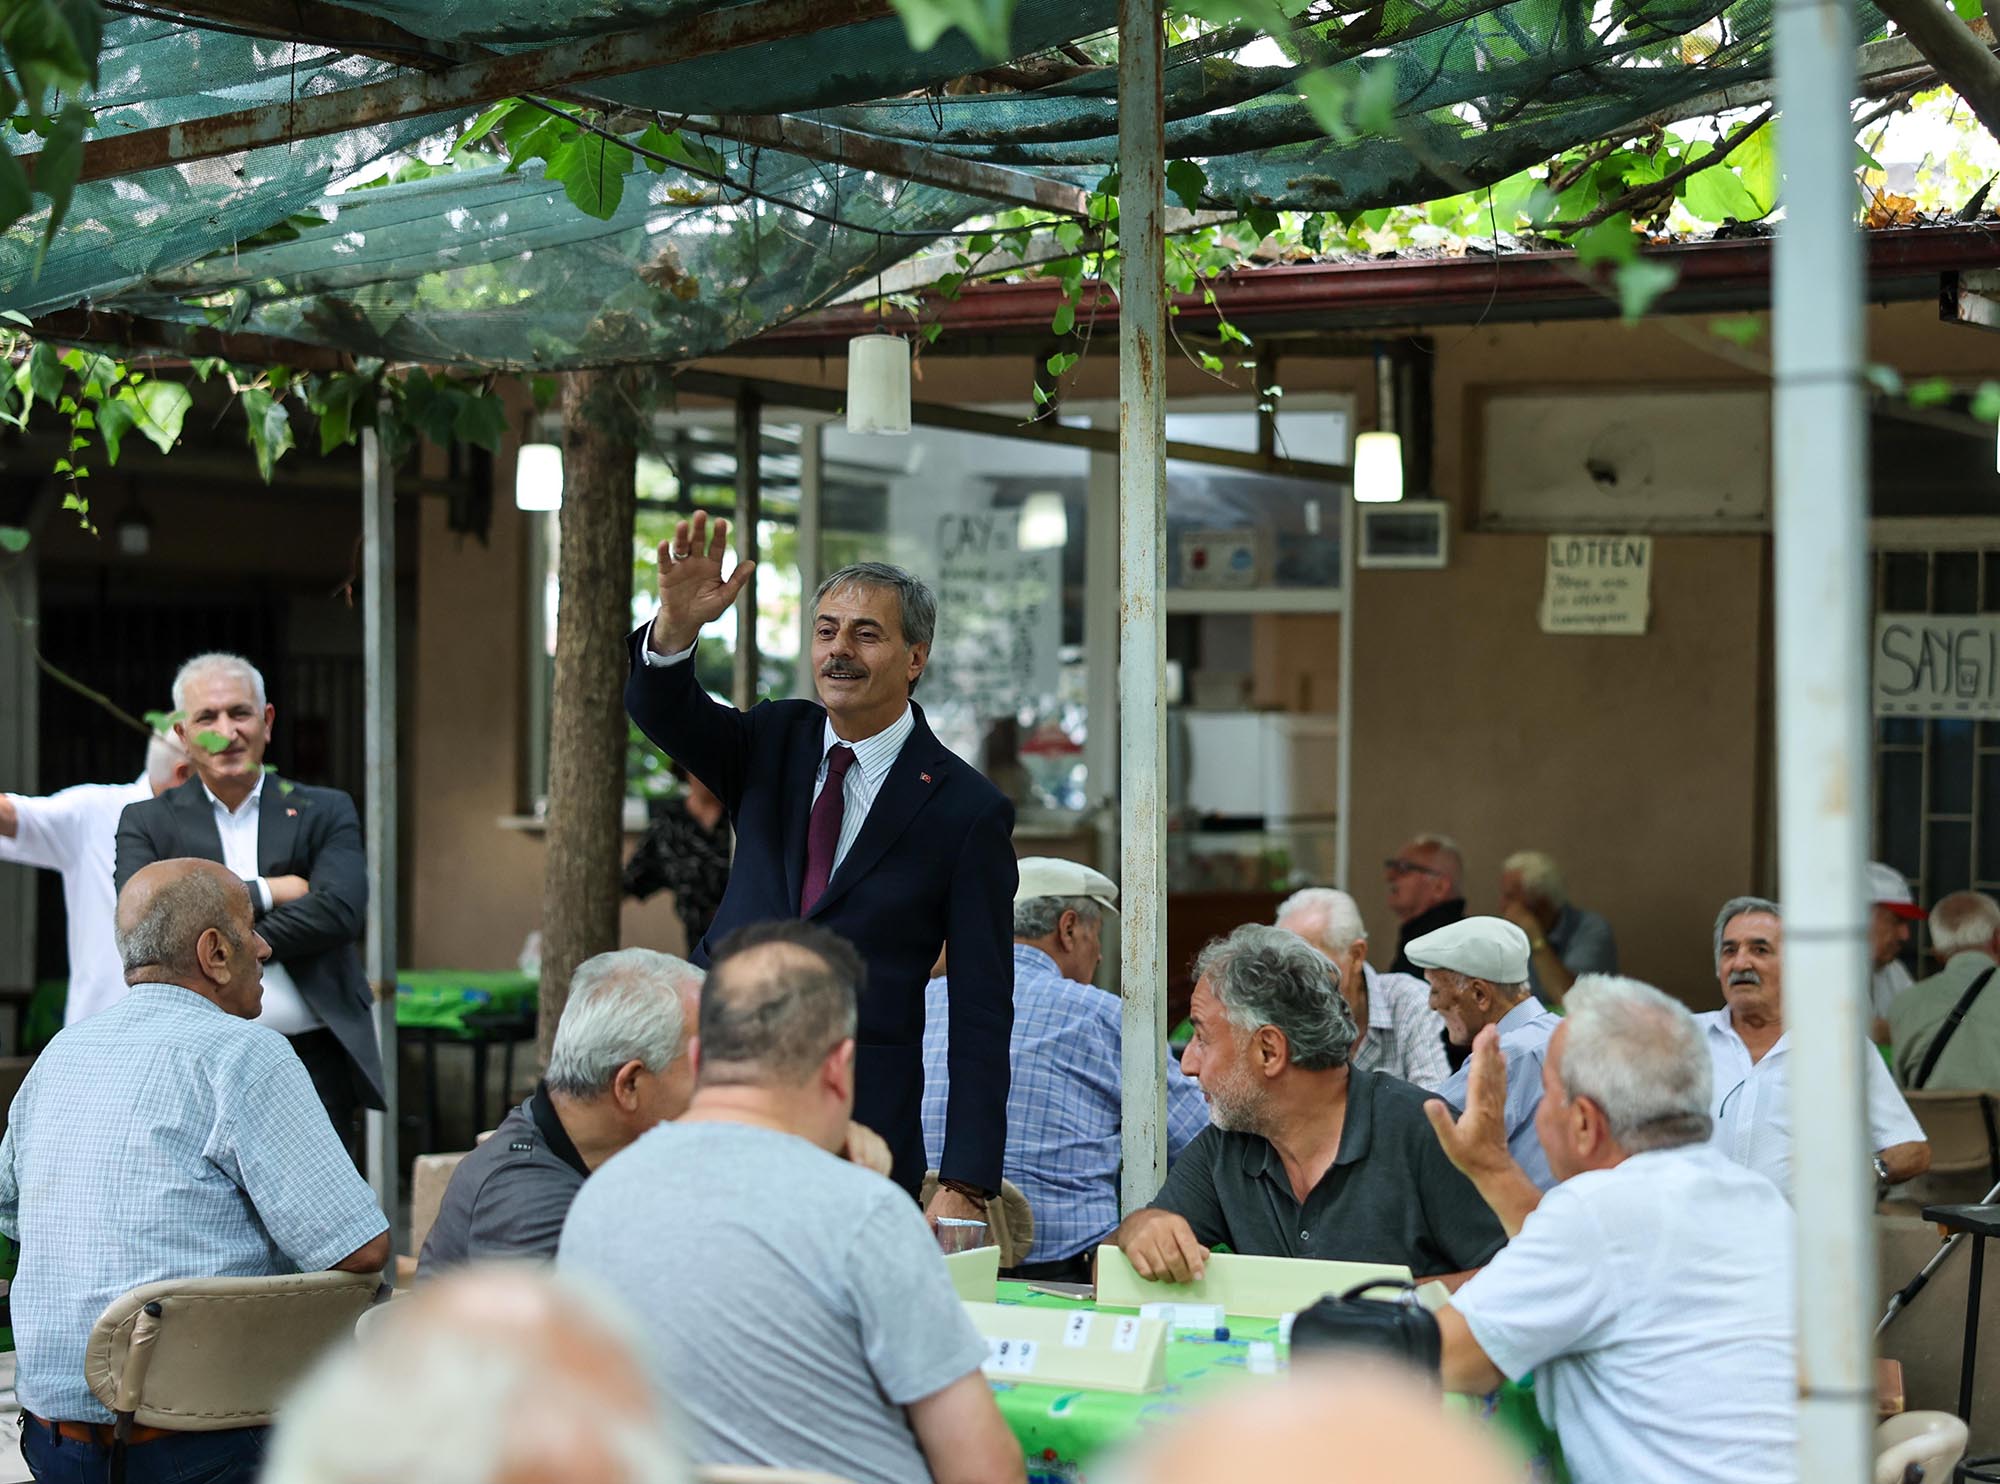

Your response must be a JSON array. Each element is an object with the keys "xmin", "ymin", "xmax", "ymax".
[
  {"xmin": 1705, "ymin": 1005, "xmax": 1789, "ymax": 1060},
  {"xmin": 820, "ymin": 706, "xmax": 914, "ymax": 786},
  {"xmin": 1495, "ymin": 997, "xmax": 1547, "ymax": 1036},
  {"xmin": 203, "ymin": 772, "xmax": 264, "ymax": 818}
]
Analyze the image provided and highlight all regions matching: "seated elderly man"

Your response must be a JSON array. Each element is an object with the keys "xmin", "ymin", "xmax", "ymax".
[
  {"xmin": 921, "ymin": 859, "xmax": 1206, "ymax": 1282},
  {"xmin": 1497, "ymin": 849, "xmax": 1618, "ymax": 1007},
  {"xmin": 1114, "ymin": 924, "xmax": 1506, "ymax": 1285},
  {"xmin": 1410, "ymin": 917, "xmax": 1563, "ymax": 1190},
  {"xmin": 420, "ymin": 948, "xmax": 704, "ymax": 1273},
  {"xmin": 561, "ymin": 921, "xmax": 1022, "ymax": 1484},
  {"xmin": 266, "ymin": 1263, "xmax": 690, "ymax": 1484},
  {"xmin": 1703, "ymin": 895, "xmax": 1928, "ymax": 1199},
  {"xmin": 1274, "ymin": 886, "xmax": 1448, "ymax": 1090},
  {"xmin": 1891, "ymin": 889, "xmax": 2000, "ymax": 1090},
  {"xmin": 0, "ymin": 860, "xmax": 388, "ymax": 1484},
  {"xmin": 1428, "ymin": 976, "xmax": 1797, "ymax": 1484}
]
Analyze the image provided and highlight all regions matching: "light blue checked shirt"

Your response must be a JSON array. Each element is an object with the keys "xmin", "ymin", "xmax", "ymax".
[
  {"xmin": 920, "ymin": 945, "xmax": 1209, "ymax": 1263},
  {"xmin": 1436, "ymin": 996, "xmax": 1565, "ymax": 1191},
  {"xmin": 0, "ymin": 983, "xmax": 387, "ymax": 1423}
]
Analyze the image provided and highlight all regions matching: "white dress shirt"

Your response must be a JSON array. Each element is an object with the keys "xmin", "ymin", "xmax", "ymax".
[
  {"xmin": 0, "ymin": 776, "xmax": 152, "ymax": 1026},
  {"xmin": 641, "ymin": 635, "xmax": 914, "ymax": 876},
  {"xmin": 1450, "ymin": 1142, "xmax": 1797, "ymax": 1484},
  {"xmin": 1699, "ymin": 1007, "xmax": 1924, "ymax": 1200},
  {"xmin": 203, "ymin": 777, "xmax": 323, "ymax": 1036}
]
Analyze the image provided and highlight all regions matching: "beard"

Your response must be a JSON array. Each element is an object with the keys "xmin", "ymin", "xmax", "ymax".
[{"xmin": 1204, "ymin": 1070, "xmax": 1272, "ymax": 1135}]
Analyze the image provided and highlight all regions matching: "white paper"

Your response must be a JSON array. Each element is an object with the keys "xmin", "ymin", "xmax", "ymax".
[
  {"xmin": 1112, "ymin": 1316, "xmax": 1141, "ymax": 1353},
  {"xmin": 1538, "ymin": 534, "xmax": 1652, "ymax": 636},
  {"xmin": 1063, "ymin": 1312, "xmax": 1094, "ymax": 1348},
  {"xmin": 983, "ymin": 1338, "xmax": 1040, "ymax": 1376}
]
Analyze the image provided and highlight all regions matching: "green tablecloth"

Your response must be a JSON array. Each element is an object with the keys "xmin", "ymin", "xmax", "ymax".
[
  {"xmin": 987, "ymin": 1282, "xmax": 1565, "ymax": 1483},
  {"xmin": 394, "ymin": 970, "xmax": 538, "ymax": 1036}
]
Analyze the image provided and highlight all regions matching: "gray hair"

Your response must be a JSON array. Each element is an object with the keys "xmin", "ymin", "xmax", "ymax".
[
  {"xmin": 1557, "ymin": 975, "xmax": 1713, "ymax": 1152},
  {"xmin": 700, "ymin": 920, "xmax": 862, "ymax": 1088},
  {"xmin": 1273, "ymin": 887, "xmax": 1367, "ymax": 957},
  {"xmin": 1931, "ymin": 891, "xmax": 2000, "ymax": 957},
  {"xmin": 261, "ymin": 1264, "xmax": 690, "ymax": 1484},
  {"xmin": 545, "ymin": 949, "xmax": 703, "ymax": 1099},
  {"xmin": 1502, "ymin": 850, "xmax": 1568, "ymax": 910},
  {"xmin": 1195, "ymin": 923, "xmax": 1358, "ymax": 1072},
  {"xmin": 144, "ymin": 733, "xmax": 186, "ymax": 790},
  {"xmin": 1713, "ymin": 895, "xmax": 1781, "ymax": 962},
  {"xmin": 171, "ymin": 651, "xmax": 267, "ymax": 711},
  {"xmin": 814, "ymin": 563, "xmax": 936, "ymax": 695},
  {"xmin": 1014, "ymin": 894, "xmax": 1102, "ymax": 939},
  {"xmin": 117, "ymin": 869, "xmax": 243, "ymax": 974},
  {"xmin": 1408, "ymin": 832, "xmax": 1465, "ymax": 891}
]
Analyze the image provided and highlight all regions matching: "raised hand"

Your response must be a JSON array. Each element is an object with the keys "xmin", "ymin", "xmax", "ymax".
[
  {"xmin": 1424, "ymin": 1024, "xmax": 1513, "ymax": 1180},
  {"xmin": 648, "ymin": 510, "xmax": 756, "ymax": 656}
]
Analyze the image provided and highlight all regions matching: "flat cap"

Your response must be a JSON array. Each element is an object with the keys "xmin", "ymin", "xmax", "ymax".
[
  {"xmin": 1405, "ymin": 916, "xmax": 1532, "ymax": 984},
  {"xmin": 1015, "ymin": 857, "xmax": 1118, "ymax": 916}
]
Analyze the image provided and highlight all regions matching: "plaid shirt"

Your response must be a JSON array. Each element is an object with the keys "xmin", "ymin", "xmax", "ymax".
[
  {"xmin": 921, "ymin": 945, "xmax": 1209, "ymax": 1262},
  {"xmin": 1348, "ymin": 964, "xmax": 1451, "ymax": 1091},
  {"xmin": 0, "ymin": 984, "xmax": 387, "ymax": 1422}
]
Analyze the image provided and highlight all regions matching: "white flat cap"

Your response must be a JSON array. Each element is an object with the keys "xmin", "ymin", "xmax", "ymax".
[
  {"xmin": 1015, "ymin": 857, "xmax": 1118, "ymax": 915},
  {"xmin": 1405, "ymin": 916, "xmax": 1532, "ymax": 984}
]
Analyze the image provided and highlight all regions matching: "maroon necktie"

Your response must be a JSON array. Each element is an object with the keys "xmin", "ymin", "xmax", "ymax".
[{"xmin": 801, "ymin": 744, "xmax": 857, "ymax": 916}]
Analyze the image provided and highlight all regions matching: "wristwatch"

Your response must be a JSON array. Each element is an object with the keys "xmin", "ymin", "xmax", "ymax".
[
  {"xmin": 938, "ymin": 1176, "xmax": 993, "ymax": 1205},
  {"xmin": 1872, "ymin": 1154, "xmax": 1892, "ymax": 1197}
]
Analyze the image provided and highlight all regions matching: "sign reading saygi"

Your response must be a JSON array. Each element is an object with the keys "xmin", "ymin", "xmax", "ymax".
[
  {"xmin": 1538, "ymin": 535, "xmax": 1652, "ymax": 635},
  {"xmin": 1874, "ymin": 614, "xmax": 2000, "ymax": 717}
]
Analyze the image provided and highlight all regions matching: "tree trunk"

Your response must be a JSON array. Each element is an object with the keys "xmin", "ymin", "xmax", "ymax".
[{"xmin": 537, "ymin": 369, "xmax": 639, "ymax": 1065}]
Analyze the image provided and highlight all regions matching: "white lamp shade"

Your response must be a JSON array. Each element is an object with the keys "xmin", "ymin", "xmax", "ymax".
[
  {"xmin": 847, "ymin": 333, "xmax": 911, "ymax": 436},
  {"xmin": 1354, "ymin": 430, "xmax": 1404, "ymax": 503},
  {"xmin": 1018, "ymin": 490, "xmax": 1068, "ymax": 550},
  {"xmin": 515, "ymin": 442, "xmax": 564, "ymax": 511}
]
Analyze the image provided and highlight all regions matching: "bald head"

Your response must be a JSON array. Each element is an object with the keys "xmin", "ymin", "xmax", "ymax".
[
  {"xmin": 1107, "ymin": 1362, "xmax": 1518, "ymax": 1484},
  {"xmin": 116, "ymin": 859, "xmax": 265, "ymax": 1015},
  {"xmin": 263, "ymin": 1263, "xmax": 688, "ymax": 1484},
  {"xmin": 699, "ymin": 921, "xmax": 862, "ymax": 1089}
]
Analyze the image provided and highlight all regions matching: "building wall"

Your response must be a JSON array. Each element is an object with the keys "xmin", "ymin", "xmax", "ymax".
[{"xmin": 409, "ymin": 297, "xmax": 1996, "ymax": 1008}]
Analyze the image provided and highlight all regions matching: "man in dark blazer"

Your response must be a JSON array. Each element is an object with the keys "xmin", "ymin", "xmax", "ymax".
[
  {"xmin": 115, "ymin": 653, "xmax": 385, "ymax": 1141},
  {"xmin": 627, "ymin": 513, "xmax": 1015, "ymax": 1219}
]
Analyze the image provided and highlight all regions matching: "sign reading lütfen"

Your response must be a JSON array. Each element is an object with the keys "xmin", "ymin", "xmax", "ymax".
[
  {"xmin": 1874, "ymin": 614, "xmax": 2000, "ymax": 717},
  {"xmin": 1538, "ymin": 535, "xmax": 1652, "ymax": 635}
]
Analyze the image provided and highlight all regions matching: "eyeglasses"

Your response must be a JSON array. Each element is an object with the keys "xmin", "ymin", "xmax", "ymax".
[{"xmin": 1383, "ymin": 857, "xmax": 1446, "ymax": 878}]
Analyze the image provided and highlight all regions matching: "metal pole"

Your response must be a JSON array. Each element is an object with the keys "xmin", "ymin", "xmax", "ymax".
[
  {"xmin": 361, "ymin": 422, "xmax": 400, "ymax": 1236},
  {"xmin": 733, "ymin": 386, "xmax": 762, "ymax": 711},
  {"xmin": 1117, "ymin": 0, "xmax": 1168, "ymax": 1215},
  {"xmin": 795, "ymin": 420, "xmax": 823, "ymax": 700},
  {"xmin": 1773, "ymin": 0, "xmax": 1873, "ymax": 1468},
  {"xmin": 1335, "ymin": 465, "xmax": 1356, "ymax": 892}
]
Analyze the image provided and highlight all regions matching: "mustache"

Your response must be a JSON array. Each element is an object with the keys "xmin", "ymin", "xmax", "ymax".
[
  {"xmin": 1728, "ymin": 968, "xmax": 1763, "ymax": 987},
  {"xmin": 819, "ymin": 661, "xmax": 868, "ymax": 678}
]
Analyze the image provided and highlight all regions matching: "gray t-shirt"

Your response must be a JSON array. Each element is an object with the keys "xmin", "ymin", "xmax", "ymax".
[
  {"xmin": 418, "ymin": 1094, "xmax": 588, "ymax": 1275},
  {"xmin": 559, "ymin": 1120, "xmax": 987, "ymax": 1484}
]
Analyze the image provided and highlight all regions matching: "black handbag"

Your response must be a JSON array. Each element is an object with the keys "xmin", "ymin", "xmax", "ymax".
[{"xmin": 1288, "ymin": 1278, "xmax": 1442, "ymax": 1371}]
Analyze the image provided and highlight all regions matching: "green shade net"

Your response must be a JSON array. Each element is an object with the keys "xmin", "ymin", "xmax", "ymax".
[{"xmin": 0, "ymin": 0, "xmax": 1860, "ymax": 367}]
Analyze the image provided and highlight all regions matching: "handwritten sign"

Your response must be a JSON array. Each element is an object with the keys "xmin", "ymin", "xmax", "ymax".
[
  {"xmin": 926, "ymin": 511, "xmax": 1059, "ymax": 714},
  {"xmin": 1539, "ymin": 535, "xmax": 1652, "ymax": 635},
  {"xmin": 1874, "ymin": 614, "xmax": 2000, "ymax": 717}
]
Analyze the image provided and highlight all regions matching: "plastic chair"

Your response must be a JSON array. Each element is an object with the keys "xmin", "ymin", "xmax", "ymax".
[
  {"xmin": 919, "ymin": 1171, "xmax": 1036, "ymax": 1268},
  {"xmin": 1902, "ymin": 1091, "xmax": 2000, "ymax": 1185},
  {"xmin": 1874, "ymin": 1410, "xmax": 1970, "ymax": 1483},
  {"xmin": 695, "ymin": 1468, "xmax": 857, "ymax": 1484},
  {"xmin": 84, "ymin": 1270, "xmax": 381, "ymax": 1478}
]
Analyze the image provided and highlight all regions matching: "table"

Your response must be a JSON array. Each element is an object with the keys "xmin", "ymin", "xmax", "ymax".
[
  {"xmin": 1920, "ymin": 1202, "xmax": 2000, "ymax": 1482},
  {"xmin": 395, "ymin": 970, "xmax": 539, "ymax": 1152},
  {"xmin": 986, "ymin": 1282, "xmax": 1566, "ymax": 1483}
]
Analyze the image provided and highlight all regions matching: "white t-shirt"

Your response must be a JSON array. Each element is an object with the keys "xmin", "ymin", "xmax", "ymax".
[
  {"xmin": 1871, "ymin": 959, "xmax": 1914, "ymax": 1023},
  {"xmin": 1699, "ymin": 1008, "xmax": 1923, "ymax": 1200},
  {"xmin": 202, "ymin": 779, "xmax": 322, "ymax": 1037},
  {"xmin": 0, "ymin": 777, "xmax": 150, "ymax": 1026},
  {"xmin": 1450, "ymin": 1143, "xmax": 1797, "ymax": 1484}
]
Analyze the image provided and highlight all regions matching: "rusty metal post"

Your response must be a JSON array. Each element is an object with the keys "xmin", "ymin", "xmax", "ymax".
[
  {"xmin": 1117, "ymin": 0, "xmax": 1168, "ymax": 1215},
  {"xmin": 1774, "ymin": 0, "xmax": 1875, "ymax": 1467},
  {"xmin": 361, "ymin": 422, "xmax": 400, "ymax": 1231}
]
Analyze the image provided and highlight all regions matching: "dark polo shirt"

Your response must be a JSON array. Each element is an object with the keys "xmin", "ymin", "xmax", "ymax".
[
  {"xmin": 1147, "ymin": 1066, "xmax": 1507, "ymax": 1278},
  {"xmin": 417, "ymin": 1084, "xmax": 591, "ymax": 1275}
]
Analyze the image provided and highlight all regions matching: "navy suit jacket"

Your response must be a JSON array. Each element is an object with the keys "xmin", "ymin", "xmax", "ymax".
[
  {"xmin": 114, "ymin": 776, "xmax": 387, "ymax": 1109},
  {"xmin": 625, "ymin": 629, "xmax": 1016, "ymax": 1194}
]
